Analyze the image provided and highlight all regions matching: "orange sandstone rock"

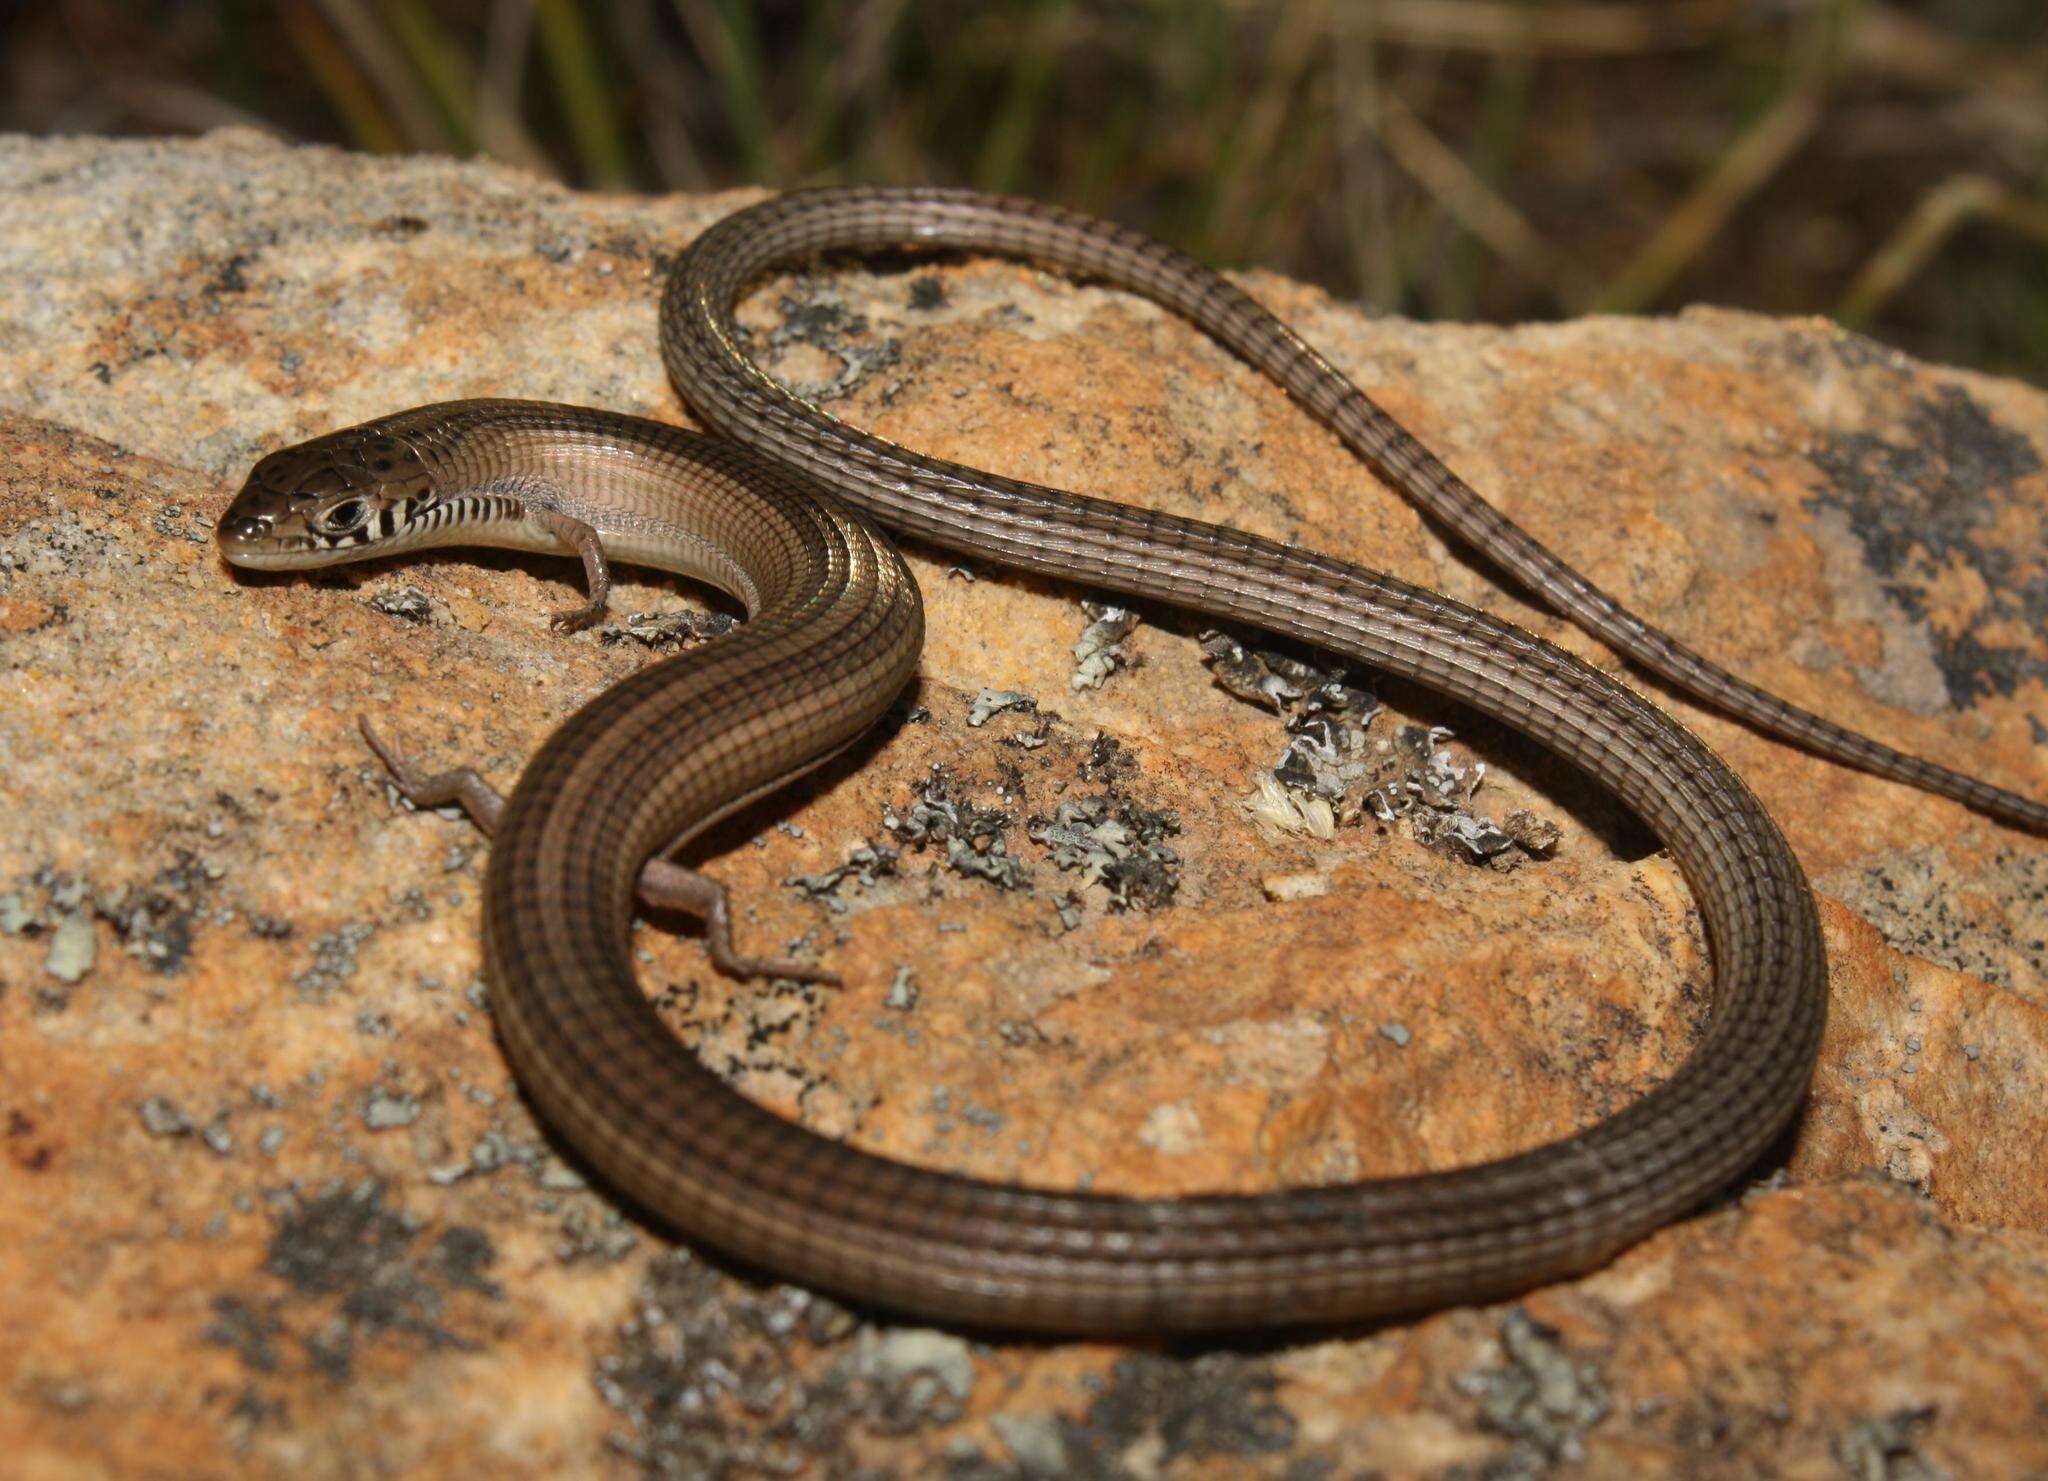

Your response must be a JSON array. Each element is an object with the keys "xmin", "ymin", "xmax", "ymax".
[{"xmin": 0, "ymin": 132, "xmax": 2043, "ymax": 1478}]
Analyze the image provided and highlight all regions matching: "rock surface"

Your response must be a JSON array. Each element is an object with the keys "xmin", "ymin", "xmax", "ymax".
[{"xmin": 1, "ymin": 132, "xmax": 2044, "ymax": 1477}]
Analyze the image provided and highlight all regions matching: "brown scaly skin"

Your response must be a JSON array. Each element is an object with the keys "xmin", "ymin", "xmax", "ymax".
[{"xmin": 216, "ymin": 186, "xmax": 2041, "ymax": 1334}]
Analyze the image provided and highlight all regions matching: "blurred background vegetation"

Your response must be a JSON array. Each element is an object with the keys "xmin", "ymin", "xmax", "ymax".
[{"xmin": 5, "ymin": 0, "xmax": 2046, "ymax": 379}]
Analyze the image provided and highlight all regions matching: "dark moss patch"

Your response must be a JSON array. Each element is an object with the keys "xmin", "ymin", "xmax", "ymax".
[
  {"xmin": 205, "ymin": 1181, "xmax": 502, "ymax": 1380},
  {"xmin": 203, "ymin": 1295, "xmax": 286, "ymax": 1374},
  {"xmin": 1832, "ymin": 1405, "xmax": 1939, "ymax": 1481},
  {"xmin": 756, "ymin": 282, "xmax": 905, "ymax": 402},
  {"xmin": 265, "ymin": 1180, "xmax": 419, "ymax": 1297},
  {"xmin": 1806, "ymin": 386, "xmax": 2045, "ymax": 707},
  {"xmin": 1027, "ymin": 794, "xmax": 1182, "ymax": 910},
  {"xmin": 884, "ymin": 764, "xmax": 1030, "ymax": 892},
  {"xmin": 5, "ymin": 1106, "xmax": 55, "ymax": 1173},
  {"xmin": 424, "ymin": 1225, "xmax": 504, "ymax": 1298},
  {"xmin": 1057, "ymin": 1352, "xmax": 1296, "ymax": 1476},
  {"xmin": 594, "ymin": 1254, "xmax": 869, "ymax": 1477},
  {"xmin": 1455, "ymin": 1309, "xmax": 1612, "ymax": 1472}
]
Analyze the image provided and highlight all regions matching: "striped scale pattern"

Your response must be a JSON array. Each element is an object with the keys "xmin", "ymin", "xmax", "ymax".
[
  {"xmin": 225, "ymin": 189, "xmax": 2045, "ymax": 1334},
  {"xmin": 462, "ymin": 187, "xmax": 1845, "ymax": 1332}
]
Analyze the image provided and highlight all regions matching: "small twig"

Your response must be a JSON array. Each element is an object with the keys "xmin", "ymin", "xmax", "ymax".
[
  {"xmin": 1586, "ymin": 0, "xmax": 1849, "ymax": 316},
  {"xmin": 1837, "ymin": 174, "xmax": 2048, "ymax": 328},
  {"xmin": 1827, "ymin": 100, "xmax": 2048, "ymax": 161},
  {"xmin": 282, "ymin": 0, "xmax": 405, "ymax": 153},
  {"xmin": 1374, "ymin": 89, "xmax": 1586, "ymax": 306},
  {"xmin": 1226, "ymin": 0, "xmax": 1741, "ymax": 56},
  {"xmin": 1430, "ymin": 36, "xmax": 1540, "ymax": 320},
  {"xmin": 1851, "ymin": 3, "xmax": 2048, "ymax": 96},
  {"xmin": 1588, "ymin": 87, "xmax": 1823, "ymax": 315},
  {"xmin": 974, "ymin": 0, "xmax": 1073, "ymax": 194},
  {"xmin": 1331, "ymin": 3, "xmax": 1402, "ymax": 310},
  {"xmin": 103, "ymin": 79, "xmax": 287, "ymax": 137},
  {"xmin": 310, "ymin": 0, "xmax": 456, "ymax": 151},
  {"xmin": 536, "ymin": 0, "xmax": 635, "ymax": 187},
  {"xmin": 831, "ymin": 0, "xmax": 913, "ymax": 123},
  {"xmin": 608, "ymin": 0, "xmax": 711, "ymax": 189},
  {"xmin": 1203, "ymin": 0, "xmax": 1332, "ymax": 263},
  {"xmin": 474, "ymin": 0, "xmax": 560, "ymax": 178},
  {"xmin": 384, "ymin": 0, "xmax": 483, "ymax": 152},
  {"xmin": 671, "ymin": 0, "xmax": 778, "ymax": 182}
]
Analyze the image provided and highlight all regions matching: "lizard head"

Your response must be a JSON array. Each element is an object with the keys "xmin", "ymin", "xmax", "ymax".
[{"xmin": 217, "ymin": 418, "xmax": 441, "ymax": 570}]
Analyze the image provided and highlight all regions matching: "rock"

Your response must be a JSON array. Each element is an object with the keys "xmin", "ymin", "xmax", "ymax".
[
  {"xmin": 0, "ymin": 132, "xmax": 2043, "ymax": 1476},
  {"xmin": 40, "ymin": 910, "xmax": 95, "ymax": 984},
  {"xmin": 864, "ymin": 1327, "xmax": 976, "ymax": 1403}
]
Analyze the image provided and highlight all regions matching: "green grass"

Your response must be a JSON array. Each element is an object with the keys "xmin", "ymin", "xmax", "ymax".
[{"xmin": 10, "ymin": 0, "xmax": 2045, "ymax": 377}]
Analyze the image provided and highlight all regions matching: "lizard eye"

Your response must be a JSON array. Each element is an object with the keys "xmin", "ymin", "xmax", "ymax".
[{"xmin": 317, "ymin": 498, "xmax": 371, "ymax": 536}]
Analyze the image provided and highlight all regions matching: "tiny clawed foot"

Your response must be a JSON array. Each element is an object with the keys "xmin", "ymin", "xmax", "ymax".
[
  {"xmin": 763, "ymin": 957, "xmax": 841, "ymax": 988},
  {"xmin": 640, "ymin": 860, "xmax": 839, "ymax": 985},
  {"xmin": 549, "ymin": 602, "xmax": 606, "ymax": 633},
  {"xmin": 711, "ymin": 916, "xmax": 844, "ymax": 986},
  {"xmin": 358, "ymin": 714, "xmax": 425, "ymax": 798},
  {"xmin": 716, "ymin": 950, "xmax": 843, "ymax": 988},
  {"xmin": 353, "ymin": 717, "xmax": 506, "ymax": 832}
]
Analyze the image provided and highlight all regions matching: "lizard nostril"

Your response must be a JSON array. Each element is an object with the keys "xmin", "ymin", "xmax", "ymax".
[{"xmin": 223, "ymin": 515, "xmax": 269, "ymax": 541}]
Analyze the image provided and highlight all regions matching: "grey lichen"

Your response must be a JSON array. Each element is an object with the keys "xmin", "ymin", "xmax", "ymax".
[
  {"xmin": 599, "ymin": 609, "xmax": 738, "ymax": 649},
  {"xmin": 863, "ymin": 1327, "xmax": 975, "ymax": 1412},
  {"xmin": 1832, "ymin": 1404, "xmax": 1940, "ymax": 1481},
  {"xmin": 1806, "ymin": 384, "xmax": 2044, "ymax": 707},
  {"xmin": 362, "ymin": 1087, "xmax": 421, "ymax": 1130},
  {"xmin": 593, "ymin": 1252, "xmax": 910, "ymax": 1477},
  {"xmin": 944, "ymin": 834, "xmax": 1030, "ymax": 890},
  {"xmin": 1457, "ymin": 1309, "xmax": 1612, "ymax": 1469},
  {"xmin": 992, "ymin": 1411, "xmax": 1069, "ymax": 1476},
  {"xmin": 966, "ymin": 687, "xmax": 1036, "ymax": 728},
  {"xmin": 785, "ymin": 842, "xmax": 901, "ymax": 907},
  {"xmin": 1200, "ymin": 630, "xmax": 1374, "ymax": 720},
  {"xmin": 138, "ymin": 1096, "xmax": 194, "ymax": 1137},
  {"xmin": 1071, "ymin": 602, "xmax": 1140, "ymax": 690},
  {"xmin": 1202, "ymin": 630, "xmax": 1560, "ymax": 868},
  {"xmin": 1028, "ymin": 795, "xmax": 1181, "ymax": 911},
  {"xmin": 1054, "ymin": 1351, "xmax": 1297, "ymax": 1476},
  {"xmin": 0, "ymin": 892, "xmax": 35, "ymax": 934},
  {"xmin": 884, "ymin": 767, "xmax": 1030, "ymax": 891},
  {"xmin": 291, "ymin": 921, "xmax": 378, "ymax": 1000},
  {"xmin": 366, "ymin": 585, "xmax": 433, "ymax": 623},
  {"xmin": 763, "ymin": 285, "xmax": 904, "ymax": 403},
  {"xmin": 42, "ymin": 911, "xmax": 96, "ymax": 983},
  {"xmin": 240, "ymin": 1180, "xmax": 496, "ymax": 1380}
]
